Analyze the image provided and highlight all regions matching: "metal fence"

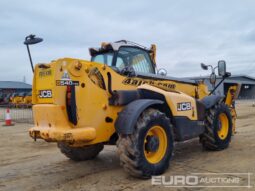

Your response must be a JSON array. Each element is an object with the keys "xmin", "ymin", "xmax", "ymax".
[{"xmin": 0, "ymin": 106, "xmax": 33, "ymax": 123}]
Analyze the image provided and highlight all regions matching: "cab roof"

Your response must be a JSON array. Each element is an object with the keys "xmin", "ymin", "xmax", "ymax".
[{"xmin": 89, "ymin": 40, "xmax": 151, "ymax": 56}]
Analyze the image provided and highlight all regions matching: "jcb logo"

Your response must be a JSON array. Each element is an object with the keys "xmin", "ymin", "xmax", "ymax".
[
  {"xmin": 177, "ymin": 102, "xmax": 191, "ymax": 111},
  {"xmin": 39, "ymin": 90, "xmax": 52, "ymax": 98}
]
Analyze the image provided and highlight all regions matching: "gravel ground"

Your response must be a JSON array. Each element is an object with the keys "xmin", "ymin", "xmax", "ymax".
[{"xmin": 0, "ymin": 101, "xmax": 254, "ymax": 191}]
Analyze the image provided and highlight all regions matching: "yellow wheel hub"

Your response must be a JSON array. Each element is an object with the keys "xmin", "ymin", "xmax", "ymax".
[
  {"xmin": 217, "ymin": 113, "xmax": 229, "ymax": 140},
  {"xmin": 144, "ymin": 125, "xmax": 167, "ymax": 164}
]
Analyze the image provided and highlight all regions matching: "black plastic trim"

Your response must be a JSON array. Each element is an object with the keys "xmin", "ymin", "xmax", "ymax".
[
  {"xmin": 66, "ymin": 86, "xmax": 77, "ymax": 125},
  {"xmin": 196, "ymin": 100, "xmax": 206, "ymax": 120},
  {"xmin": 200, "ymin": 95, "xmax": 224, "ymax": 109},
  {"xmin": 173, "ymin": 116, "xmax": 205, "ymax": 141},
  {"xmin": 115, "ymin": 99, "xmax": 163, "ymax": 134}
]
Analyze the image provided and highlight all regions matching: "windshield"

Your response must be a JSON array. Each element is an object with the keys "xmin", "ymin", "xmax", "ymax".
[
  {"xmin": 91, "ymin": 47, "xmax": 155, "ymax": 74},
  {"xmin": 91, "ymin": 53, "xmax": 114, "ymax": 66},
  {"xmin": 117, "ymin": 47, "xmax": 154, "ymax": 73}
]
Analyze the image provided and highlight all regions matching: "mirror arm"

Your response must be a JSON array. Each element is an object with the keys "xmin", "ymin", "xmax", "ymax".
[
  {"xmin": 26, "ymin": 44, "xmax": 34, "ymax": 73},
  {"xmin": 210, "ymin": 72, "xmax": 216, "ymax": 89},
  {"xmin": 213, "ymin": 66, "xmax": 218, "ymax": 73},
  {"xmin": 209, "ymin": 76, "xmax": 226, "ymax": 95}
]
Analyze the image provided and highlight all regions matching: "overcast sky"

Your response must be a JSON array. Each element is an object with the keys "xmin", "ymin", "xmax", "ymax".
[{"xmin": 1, "ymin": 0, "xmax": 255, "ymax": 84}]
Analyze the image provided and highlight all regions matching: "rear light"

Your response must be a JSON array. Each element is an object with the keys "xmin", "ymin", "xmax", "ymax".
[
  {"xmin": 66, "ymin": 85, "xmax": 71, "ymax": 106},
  {"xmin": 67, "ymin": 85, "xmax": 71, "ymax": 92}
]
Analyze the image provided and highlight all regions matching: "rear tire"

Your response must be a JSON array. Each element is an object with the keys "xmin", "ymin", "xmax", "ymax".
[
  {"xmin": 58, "ymin": 142, "xmax": 104, "ymax": 161},
  {"xmin": 200, "ymin": 102, "xmax": 232, "ymax": 151},
  {"xmin": 117, "ymin": 108, "xmax": 174, "ymax": 178}
]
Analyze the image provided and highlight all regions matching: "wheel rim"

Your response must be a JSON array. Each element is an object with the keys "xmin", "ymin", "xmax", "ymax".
[
  {"xmin": 217, "ymin": 113, "xmax": 229, "ymax": 140},
  {"xmin": 144, "ymin": 125, "xmax": 167, "ymax": 164}
]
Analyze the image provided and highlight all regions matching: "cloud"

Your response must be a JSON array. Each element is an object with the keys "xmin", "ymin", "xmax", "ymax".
[{"xmin": 0, "ymin": 0, "xmax": 255, "ymax": 84}]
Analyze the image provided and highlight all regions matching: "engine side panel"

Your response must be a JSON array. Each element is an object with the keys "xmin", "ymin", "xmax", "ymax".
[
  {"xmin": 138, "ymin": 84, "xmax": 198, "ymax": 120},
  {"xmin": 137, "ymin": 85, "xmax": 206, "ymax": 141}
]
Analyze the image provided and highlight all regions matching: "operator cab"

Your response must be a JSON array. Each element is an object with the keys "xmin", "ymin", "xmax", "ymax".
[
  {"xmin": 89, "ymin": 40, "xmax": 197, "ymax": 85},
  {"xmin": 90, "ymin": 40, "xmax": 156, "ymax": 76}
]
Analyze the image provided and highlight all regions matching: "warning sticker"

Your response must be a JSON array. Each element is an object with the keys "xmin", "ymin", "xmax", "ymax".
[{"xmin": 61, "ymin": 70, "xmax": 71, "ymax": 80}]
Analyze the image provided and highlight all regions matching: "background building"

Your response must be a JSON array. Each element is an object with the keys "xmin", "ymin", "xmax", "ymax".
[
  {"xmin": 0, "ymin": 81, "xmax": 32, "ymax": 103},
  {"xmin": 189, "ymin": 75, "xmax": 255, "ymax": 99}
]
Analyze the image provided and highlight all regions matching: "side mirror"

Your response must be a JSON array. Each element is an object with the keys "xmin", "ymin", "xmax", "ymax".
[
  {"xmin": 157, "ymin": 68, "xmax": 167, "ymax": 76},
  {"xmin": 201, "ymin": 63, "xmax": 208, "ymax": 70},
  {"xmin": 218, "ymin": 60, "xmax": 226, "ymax": 76}
]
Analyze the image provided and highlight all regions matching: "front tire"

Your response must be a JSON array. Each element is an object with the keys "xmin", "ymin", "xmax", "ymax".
[
  {"xmin": 200, "ymin": 102, "xmax": 233, "ymax": 150},
  {"xmin": 117, "ymin": 108, "xmax": 174, "ymax": 178},
  {"xmin": 58, "ymin": 143, "xmax": 104, "ymax": 161}
]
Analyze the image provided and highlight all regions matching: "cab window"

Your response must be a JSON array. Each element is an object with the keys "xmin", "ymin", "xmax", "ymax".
[
  {"xmin": 91, "ymin": 52, "xmax": 114, "ymax": 66},
  {"xmin": 117, "ymin": 47, "xmax": 155, "ymax": 74},
  {"xmin": 115, "ymin": 57, "xmax": 125, "ymax": 70}
]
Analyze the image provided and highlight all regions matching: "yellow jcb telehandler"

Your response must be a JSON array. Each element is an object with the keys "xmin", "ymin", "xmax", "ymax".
[
  {"xmin": 22, "ymin": 91, "xmax": 32, "ymax": 108},
  {"xmin": 12, "ymin": 92, "xmax": 26, "ymax": 107},
  {"xmin": 24, "ymin": 35, "xmax": 240, "ymax": 178}
]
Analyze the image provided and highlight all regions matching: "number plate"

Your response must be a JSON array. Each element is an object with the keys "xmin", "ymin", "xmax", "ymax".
[{"xmin": 56, "ymin": 80, "xmax": 79, "ymax": 86}]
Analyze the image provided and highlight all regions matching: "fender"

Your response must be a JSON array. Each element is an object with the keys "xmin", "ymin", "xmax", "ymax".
[
  {"xmin": 115, "ymin": 99, "xmax": 163, "ymax": 134},
  {"xmin": 200, "ymin": 95, "xmax": 224, "ymax": 109}
]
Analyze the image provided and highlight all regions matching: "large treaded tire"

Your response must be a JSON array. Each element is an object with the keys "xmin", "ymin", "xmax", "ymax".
[
  {"xmin": 58, "ymin": 143, "xmax": 104, "ymax": 161},
  {"xmin": 200, "ymin": 102, "xmax": 232, "ymax": 151},
  {"xmin": 116, "ymin": 108, "xmax": 174, "ymax": 178}
]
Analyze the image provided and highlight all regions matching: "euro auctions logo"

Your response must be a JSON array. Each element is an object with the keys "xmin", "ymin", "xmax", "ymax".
[
  {"xmin": 152, "ymin": 173, "xmax": 253, "ymax": 188},
  {"xmin": 152, "ymin": 175, "xmax": 198, "ymax": 186}
]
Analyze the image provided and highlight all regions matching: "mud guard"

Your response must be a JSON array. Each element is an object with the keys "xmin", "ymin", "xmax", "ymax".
[
  {"xmin": 115, "ymin": 99, "xmax": 163, "ymax": 134},
  {"xmin": 201, "ymin": 95, "xmax": 224, "ymax": 109}
]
